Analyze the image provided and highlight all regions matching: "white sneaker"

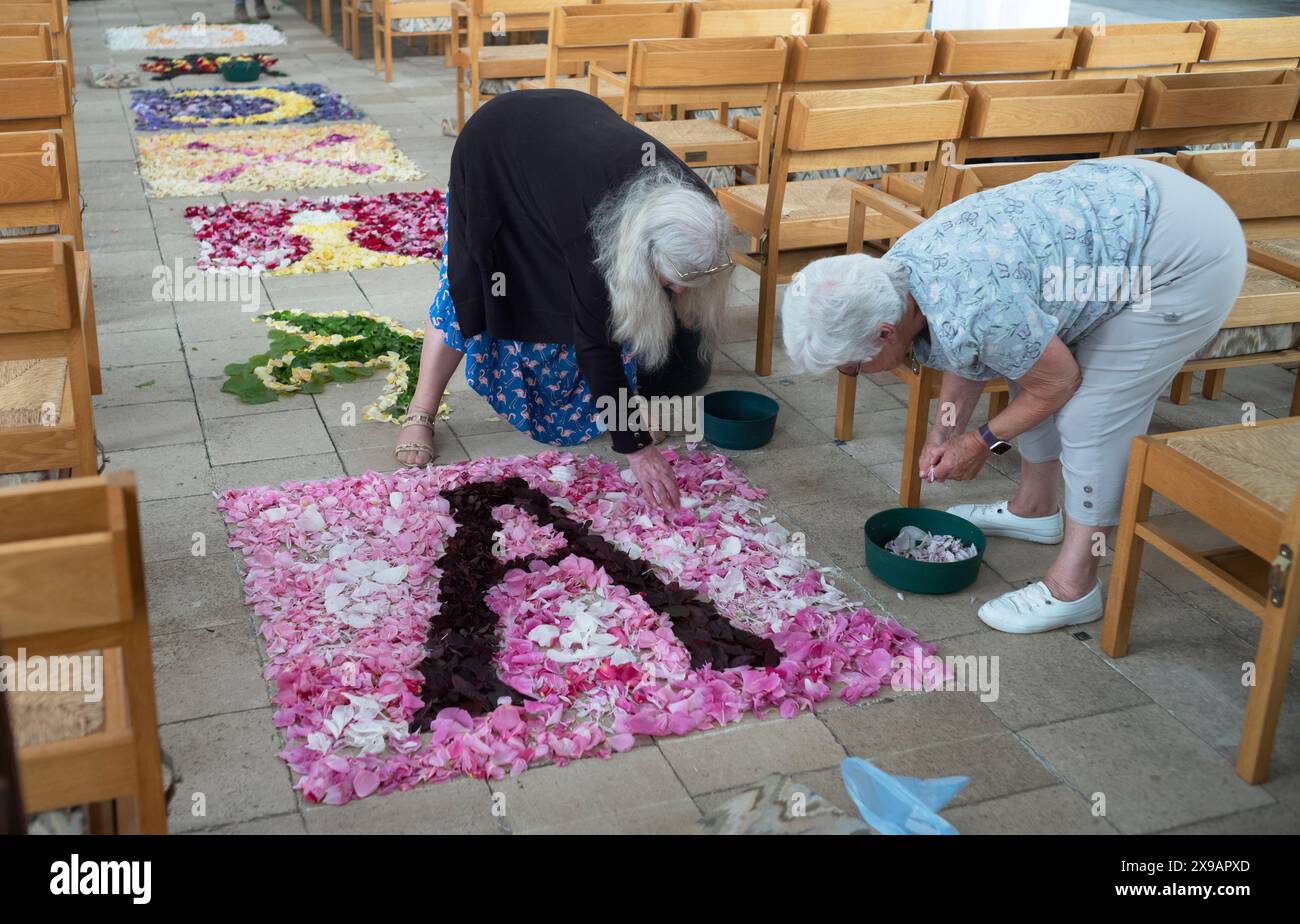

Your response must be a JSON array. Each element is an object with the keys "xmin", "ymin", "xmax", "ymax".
[
  {"xmin": 978, "ymin": 581, "xmax": 1103, "ymax": 634},
  {"xmin": 946, "ymin": 501, "xmax": 1063, "ymax": 544}
]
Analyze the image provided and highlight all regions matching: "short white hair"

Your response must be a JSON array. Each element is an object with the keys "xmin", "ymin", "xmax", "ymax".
[
  {"xmin": 781, "ymin": 253, "xmax": 909, "ymax": 374},
  {"xmin": 590, "ymin": 164, "xmax": 732, "ymax": 370}
]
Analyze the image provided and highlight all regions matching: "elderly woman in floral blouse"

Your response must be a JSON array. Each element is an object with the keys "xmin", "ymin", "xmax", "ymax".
[{"xmin": 782, "ymin": 159, "xmax": 1245, "ymax": 634}]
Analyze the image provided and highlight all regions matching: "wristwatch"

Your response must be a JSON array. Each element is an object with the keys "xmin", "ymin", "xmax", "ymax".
[{"xmin": 978, "ymin": 423, "xmax": 1012, "ymax": 455}]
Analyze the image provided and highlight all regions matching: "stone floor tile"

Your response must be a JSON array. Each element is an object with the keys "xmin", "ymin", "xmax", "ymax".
[
  {"xmin": 658, "ymin": 714, "xmax": 846, "ymax": 795},
  {"xmin": 204, "ymin": 408, "xmax": 335, "ymax": 466},
  {"xmin": 151, "ymin": 623, "xmax": 269, "ymax": 724}
]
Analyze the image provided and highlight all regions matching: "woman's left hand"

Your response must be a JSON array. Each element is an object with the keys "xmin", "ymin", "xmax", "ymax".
[{"xmin": 929, "ymin": 432, "xmax": 989, "ymax": 482}]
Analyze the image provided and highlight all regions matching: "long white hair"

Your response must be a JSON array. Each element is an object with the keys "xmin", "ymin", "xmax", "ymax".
[
  {"xmin": 781, "ymin": 253, "xmax": 911, "ymax": 373},
  {"xmin": 590, "ymin": 164, "xmax": 733, "ymax": 370}
]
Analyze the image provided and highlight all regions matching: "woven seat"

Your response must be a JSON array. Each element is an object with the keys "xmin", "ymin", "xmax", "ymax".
[
  {"xmin": 8, "ymin": 651, "xmax": 105, "ymax": 749},
  {"xmin": 720, "ymin": 177, "xmax": 917, "ymax": 247},
  {"xmin": 1166, "ymin": 424, "xmax": 1300, "ymax": 511},
  {"xmin": 1199, "ymin": 265, "xmax": 1300, "ymax": 359},
  {"xmin": 0, "ymin": 358, "xmax": 65, "ymax": 429},
  {"xmin": 517, "ymin": 74, "xmax": 624, "ymax": 102}
]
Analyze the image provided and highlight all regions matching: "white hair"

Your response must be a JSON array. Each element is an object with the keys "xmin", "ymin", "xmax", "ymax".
[
  {"xmin": 590, "ymin": 164, "xmax": 733, "ymax": 370},
  {"xmin": 781, "ymin": 253, "xmax": 910, "ymax": 374}
]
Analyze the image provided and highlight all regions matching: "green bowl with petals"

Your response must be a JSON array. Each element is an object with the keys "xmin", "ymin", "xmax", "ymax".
[{"xmin": 864, "ymin": 507, "xmax": 986, "ymax": 595}]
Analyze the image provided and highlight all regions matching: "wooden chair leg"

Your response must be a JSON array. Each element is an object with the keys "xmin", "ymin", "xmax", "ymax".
[
  {"xmin": 754, "ymin": 261, "xmax": 779, "ymax": 377},
  {"xmin": 373, "ymin": 19, "xmax": 382, "ymax": 73},
  {"xmin": 1169, "ymin": 371, "xmax": 1193, "ymax": 404},
  {"xmin": 1101, "ymin": 438, "xmax": 1154, "ymax": 659},
  {"xmin": 835, "ymin": 371, "xmax": 857, "ymax": 441},
  {"xmin": 987, "ymin": 388, "xmax": 1009, "ymax": 418},
  {"xmin": 899, "ymin": 366, "xmax": 935, "ymax": 508},
  {"xmin": 385, "ymin": 27, "xmax": 394, "ymax": 81},
  {"xmin": 1201, "ymin": 368, "xmax": 1225, "ymax": 401},
  {"xmin": 83, "ymin": 280, "xmax": 102, "ymax": 397},
  {"xmin": 322, "ymin": 0, "xmax": 333, "ymax": 37},
  {"xmin": 456, "ymin": 69, "xmax": 467, "ymax": 130},
  {"xmin": 1290, "ymin": 367, "xmax": 1300, "ymax": 417},
  {"xmin": 1237, "ymin": 608, "xmax": 1298, "ymax": 784},
  {"xmin": 342, "ymin": 4, "xmax": 351, "ymax": 51},
  {"xmin": 307, "ymin": 0, "xmax": 315, "ymax": 23}
]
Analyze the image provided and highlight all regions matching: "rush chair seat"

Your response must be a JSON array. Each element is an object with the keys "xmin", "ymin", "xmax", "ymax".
[
  {"xmin": 373, "ymin": 0, "xmax": 455, "ymax": 82},
  {"xmin": 0, "ymin": 471, "xmax": 167, "ymax": 831},
  {"xmin": 0, "ymin": 237, "xmax": 95, "ymax": 478},
  {"xmin": 446, "ymin": 0, "xmax": 580, "ymax": 125},
  {"xmin": 1103, "ymin": 417, "xmax": 1300, "ymax": 785},
  {"xmin": 809, "ymin": 0, "xmax": 930, "ymax": 35},
  {"xmin": 516, "ymin": 2, "xmax": 688, "ymax": 112},
  {"xmin": 0, "ymin": 125, "xmax": 98, "ymax": 397},
  {"xmin": 1168, "ymin": 147, "xmax": 1300, "ymax": 414},
  {"xmin": 592, "ymin": 35, "xmax": 789, "ymax": 189},
  {"xmin": 1069, "ymin": 21, "xmax": 1206, "ymax": 80},
  {"xmin": 1193, "ymin": 15, "xmax": 1300, "ymax": 73},
  {"xmin": 1126, "ymin": 69, "xmax": 1300, "ymax": 153},
  {"xmin": 714, "ymin": 82, "xmax": 968, "ymax": 377}
]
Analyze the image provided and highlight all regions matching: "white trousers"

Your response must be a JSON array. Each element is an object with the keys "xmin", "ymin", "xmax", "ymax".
[{"xmin": 1014, "ymin": 159, "xmax": 1247, "ymax": 526}]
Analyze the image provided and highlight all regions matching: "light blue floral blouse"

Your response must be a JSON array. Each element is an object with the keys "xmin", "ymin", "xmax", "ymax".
[{"xmin": 887, "ymin": 160, "xmax": 1160, "ymax": 381}]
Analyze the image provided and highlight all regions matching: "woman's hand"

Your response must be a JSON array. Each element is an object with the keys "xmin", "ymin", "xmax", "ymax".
[
  {"xmin": 929, "ymin": 432, "xmax": 990, "ymax": 482},
  {"xmin": 918, "ymin": 441, "xmax": 947, "ymax": 482},
  {"xmin": 627, "ymin": 444, "xmax": 680, "ymax": 509}
]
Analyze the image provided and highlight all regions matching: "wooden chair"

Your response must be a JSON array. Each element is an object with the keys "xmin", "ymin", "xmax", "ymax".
[
  {"xmin": 516, "ymin": 2, "xmax": 688, "ymax": 111},
  {"xmin": 1168, "ymin": 147, "xmax": 1300, "ymax": 415},
  {"xmin": 0, "ymin": 237, "xmax": 95, "ymax": 478},
  {"xmin": 1125, "ymin": 69, "xmax": 1300, "ymax": 154},
  {"xmin": 595, "ymin": 36, "xmax": 789, "ymax": 186},
  {"xmin": 685, "ymin": 0, "xmax": 813, "ymax": 39},
  {"xmin": 1103, "ymin": 417, "xmax": 1300, "ymax": 785},
  {"xmin": 1070, "ymin": 21, "xmax": 1206, "ymax": 79},
  {"xmin": 809, "ymin": 0, "xmax": 929, "ymax": 35},
  {"xmin": 0, "ymin": 2, "xmax": 71, "ymax": 86},
  {"xmin": 447, "ymin": 0, "xmax": 576, "ymax": 124},
  {"xmin": 1193, "ymin": 16, "xmax": 1300, "ymax": 73},
  {"xmin": 306, "ymin": 0, "xmax": 336, "ymax": 37},
  {"xmin": 0, "ymin": 122, "xmax": 99, "ymax": 396},
  {"xmin": 714, "ymin": 82, "xmax": 967, "ymax": 375},
  {"xmin": 0, "ymin": 471, "xmax": 166, "ymax": 830},
  {"xmin": 374, "ymin": 0, "xmax": 454, "ymax": 82},
  {"xmin": 778, "ymin": 30, "xmax": 936, "ymax": 91},
  {"xmin": 931, "ymin": 27, "xmax": 1078, "ymax": 82},
  {"xmin": 0, "ymin": 62, "xmax": 81, "ymax": 241}
]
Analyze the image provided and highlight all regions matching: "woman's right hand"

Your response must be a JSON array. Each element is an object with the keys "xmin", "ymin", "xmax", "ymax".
[
  {"xmin": 627, "ymin": 444, "xmax": 680, "ymax": 510},
  {"xmin": 918, "ymin": 440, "xmax": 947, "ymax": 482}
]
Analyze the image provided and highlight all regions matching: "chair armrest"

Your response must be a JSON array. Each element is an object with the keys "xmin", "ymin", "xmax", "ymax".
[
  {"xmin": 588, "ymin": 64, "xmax": 626, "ymax": 90},
  {"xmin": 846, "ymin": 182, "xmax": 924, "ymax": 255}
]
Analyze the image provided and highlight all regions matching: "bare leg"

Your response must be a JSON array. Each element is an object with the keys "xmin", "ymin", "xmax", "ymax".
[
  {"xmin": 1043, "ymin": 517, "xmax": 1111, "ymax": 602},
  {"xmin": 395, "ymin": 317, "xmax": 465, "ymax": 465},
  {"xmin": 1007, "ymin": 458, "xmax": 1061, "ymax": 518}
]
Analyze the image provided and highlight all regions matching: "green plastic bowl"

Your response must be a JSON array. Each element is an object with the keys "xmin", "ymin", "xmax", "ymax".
[
  {"xmin": 703, "ymin": 390, "xmax": 779, "ymax": 450},
  {"xmin": 864, "ymin": 507, "xmax": 987, "ymax": 595},
  {"xmin": 221, "ymin": 57, "xmax": 263, "ymax": 82}
]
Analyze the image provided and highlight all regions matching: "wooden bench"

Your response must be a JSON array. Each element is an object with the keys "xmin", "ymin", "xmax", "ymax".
[
  {"xmin": 1070, "ymin": 21, "xmax": 1206, "ymax": 79},
  {"xmin": 715, "ymin": 82, "xmax": 967, "ymax": 376},
  {"xmin": 0, "ymin": 237, "xmax": 95, "ymax": 478},
  {"xmin": 1103, "ymin": 417, "xmax": 1300, "ymax": 785},
  {"xmin": 517, "ymin": 2, "xmax": 687, "ymax": 111},
  {"xmin": 0, "ymin": 472, "xmax": 166, "ymax": 830}
]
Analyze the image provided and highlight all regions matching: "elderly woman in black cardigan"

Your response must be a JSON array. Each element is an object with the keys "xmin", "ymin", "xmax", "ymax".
[{"xmin": 395, "ymin": 89, "xmax": 734, "ymax": 508}]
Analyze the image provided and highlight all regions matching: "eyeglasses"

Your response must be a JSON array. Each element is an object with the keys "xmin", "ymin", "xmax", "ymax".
[{"xmin": 662, "ymin": 252, "xmax": 735, "ymax": 283}]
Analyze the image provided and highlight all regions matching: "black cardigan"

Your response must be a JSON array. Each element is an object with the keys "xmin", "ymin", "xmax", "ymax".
[{"xmin": 447, "ymin": 89, "xmax": 712, "ymax": 454}]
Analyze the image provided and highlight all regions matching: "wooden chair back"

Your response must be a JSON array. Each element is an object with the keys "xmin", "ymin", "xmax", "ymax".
[
  {"xmin": 1070, "ymin": 21, "xmax": 1206, "ymax": 78},
  {"xmin": 810, "ymin": 0, "xmax": 929, "ymax": 35},
  {"xmin": 685, "ymin": 0, "xmax": 813, "ymax": 39},
  {"xmin": 1128, "ymin": 69, "xmax": 1300, "ymax": 153},
  {"xmin": 0, "ymin": 472, "xmax": 166, "ymax": 831},
  {"xmin": 0, "ymin": 62, "xmax": 78, "ymax": 225},
  {"xmin": 0, "ymin": 23, "xmax": 54, "ymax": 64},
  {"xmin": 957, "ymin": 76, "xmax": 1142, "ymax": 162},
  {"xmin": 543, "ymin": 2, "xmax": 687, "ymax": 85},
  {"xmin": 1194, "ymin": 16, "xmax": 1300, "ymax": 72},
  {"xmin": 933, "ymin": 27, "xmax": 1078, "ymax": 81},
  {"xmin": 0, "ymin": 129, "xmax": 81, "ymax": 248},
  {"xmin": 784, "ymin": 31, "xmax": 935, "ymax": 90},
  {"xmin": 937, "ymin": 153, "xmax": 1180, "ymax": 209}
]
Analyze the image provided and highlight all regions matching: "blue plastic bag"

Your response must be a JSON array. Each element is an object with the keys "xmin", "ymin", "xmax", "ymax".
[{"xmin": 841, "ymin": 757, "xmax": 969, "ymax": 835}]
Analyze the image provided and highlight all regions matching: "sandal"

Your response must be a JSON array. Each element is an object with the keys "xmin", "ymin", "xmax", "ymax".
[{"xmin": 394, "ymin": 410, "xmax": 439, "ymax": 467}]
